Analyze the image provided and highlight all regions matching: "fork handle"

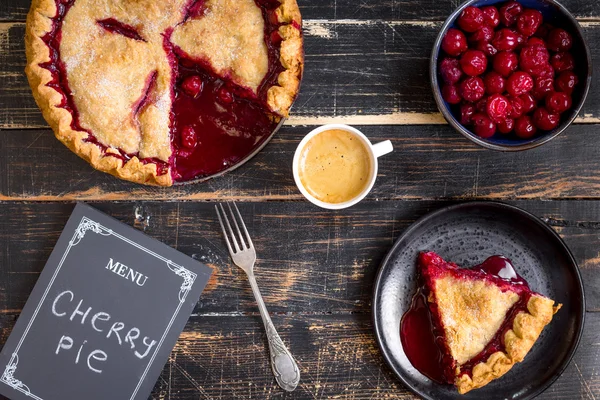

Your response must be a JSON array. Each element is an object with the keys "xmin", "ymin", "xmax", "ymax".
[{"xmin": 247, "ymin": 272, "xmax": 300, "ymax": 392}]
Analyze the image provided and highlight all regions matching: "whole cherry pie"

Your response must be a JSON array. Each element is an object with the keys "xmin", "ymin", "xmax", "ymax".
[
  {"xmin": 25, "ymin": 0, "xmax": 304, "ymax": 185},
  {"xmin": 401, "ymin": 251, "xmax": 562, "ymax": 394}
]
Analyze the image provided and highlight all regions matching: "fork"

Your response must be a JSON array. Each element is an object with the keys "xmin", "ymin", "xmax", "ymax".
[{"xmin": 215, "ymin": 202, "xmax": 300, "ymax": 392}]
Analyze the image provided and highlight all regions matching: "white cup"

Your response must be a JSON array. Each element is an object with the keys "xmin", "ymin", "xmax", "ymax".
[{"xmin": 292, "ymin": 124, "xmax": 393, "ymax": 210}]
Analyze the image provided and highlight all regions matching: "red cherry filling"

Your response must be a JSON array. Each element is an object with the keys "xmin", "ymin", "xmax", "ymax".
[{"xmin": 39, "ymin": 0, "xmax": 298, "ymax": 183}]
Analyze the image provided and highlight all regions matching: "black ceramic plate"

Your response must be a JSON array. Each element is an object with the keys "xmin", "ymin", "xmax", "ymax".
[{"xmin": 373, "ymin": 202, "xmax": 585, "ymax": 400}]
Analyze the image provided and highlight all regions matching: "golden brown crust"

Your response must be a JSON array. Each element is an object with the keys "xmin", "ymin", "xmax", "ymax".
[
  {"xmin": 455, "ymin": 295, "xmax": 561, "ymax": 394},
  {"xmin": 25, "ymin": 0, "xmax": 303, "ymax": 185}
]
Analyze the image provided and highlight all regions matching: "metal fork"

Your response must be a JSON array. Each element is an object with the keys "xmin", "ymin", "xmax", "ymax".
[{"xmin": 215, "ymin": 202, "xmax": 300, "ymax": 392}]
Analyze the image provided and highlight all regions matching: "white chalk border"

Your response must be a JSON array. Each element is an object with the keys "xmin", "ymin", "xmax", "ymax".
[{"xmin": 0, "ymin": 216, "xmax": 198, "ymax": 400}]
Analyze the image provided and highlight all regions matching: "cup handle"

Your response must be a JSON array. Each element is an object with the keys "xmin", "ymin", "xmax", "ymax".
[{"xmin": 372, "ymin": 140, "xmax": 393, "ymax": 158}]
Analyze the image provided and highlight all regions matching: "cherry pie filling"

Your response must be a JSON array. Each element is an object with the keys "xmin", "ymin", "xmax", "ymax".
[
  {"xmin": 401, "ymin": 255, "xmax": 536, "ymax": 384},
  {"xmin": 40, "ymin": 0, "xmax": 294, "ymax": 182}
]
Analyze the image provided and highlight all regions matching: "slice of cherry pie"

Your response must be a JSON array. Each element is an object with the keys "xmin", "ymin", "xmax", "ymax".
[
  {"xmin": 402, "ymin": 251, "xmax": 561, "ymax": 394},
  {"xmin": 25, "ymin": 0, "xmax": 304, "ymax": 185}
]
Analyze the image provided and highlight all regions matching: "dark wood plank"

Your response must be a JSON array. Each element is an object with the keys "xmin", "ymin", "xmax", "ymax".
[
  {"xmin": 4, "ymin": 125, "xmax": 600, "ymax": 201},
  {"xmin": 1, "ymin": 200, "xmax": 598, "ymax": 315},
  {"xmin": 3, "ymin": 0, "xmax": 600, "ymax": 22},
  {"xmin": 2, "ymin": 20, "xmax": 600, "ymax": 129},
  {"xmin": 0, "ymin": 311, "xmax": 596, "ymax": 399}
]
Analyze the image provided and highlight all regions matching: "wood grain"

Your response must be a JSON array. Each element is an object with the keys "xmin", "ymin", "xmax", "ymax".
[
  {"xmin": 1, "ymin": 19, "xmax": 600, "ymax": 129},
  {"xmin": 3, "ymin": 125, "xmax": 600, "ymax": 201},
  {"xmin": 1, "ymin": 201, "xmax": 598, "ymax": 315}
]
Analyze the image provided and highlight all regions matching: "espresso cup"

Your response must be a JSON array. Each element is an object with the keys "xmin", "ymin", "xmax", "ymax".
[{"xmin": 293, "ymin": 124, "xmax": 393, "ymax": 210}]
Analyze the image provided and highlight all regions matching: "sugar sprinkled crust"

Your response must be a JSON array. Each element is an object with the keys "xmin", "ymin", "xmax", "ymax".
[
  {"xmin": 455, "ymin": 295, "xmax": 561, "ymax": 394},
  {"xmin": 25, "ymin": 0, "xmax": 304, "ymax": 186}
]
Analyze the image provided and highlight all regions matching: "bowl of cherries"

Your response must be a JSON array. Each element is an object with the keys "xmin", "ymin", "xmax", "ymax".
[{"xmin": 431, "ymin": 0, "xmax": 591, "ymax": 151}]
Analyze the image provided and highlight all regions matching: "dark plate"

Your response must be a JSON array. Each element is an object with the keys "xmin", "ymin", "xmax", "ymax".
[{"xmin": 372, "ymin": 202, "xmax": 585, "ymax": 400}]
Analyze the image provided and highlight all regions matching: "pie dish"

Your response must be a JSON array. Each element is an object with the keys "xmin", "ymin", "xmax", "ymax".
[
  {"xmin": 25, "ymin": 0, "xmax": 304, "ymax": 185},
  {"xmin": 412, "ymin": 251, "xmax": 561, "ymax": 394}
]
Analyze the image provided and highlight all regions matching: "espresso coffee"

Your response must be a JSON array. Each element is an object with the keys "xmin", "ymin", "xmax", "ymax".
[{"xmin": 298, "ymin": 129, "xmax": 373, "ymax": 204}]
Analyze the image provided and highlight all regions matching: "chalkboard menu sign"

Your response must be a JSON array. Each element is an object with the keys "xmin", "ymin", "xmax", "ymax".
[{"xmin": 0, "ymin": 203, "xmax": 213, "ymax": 400}]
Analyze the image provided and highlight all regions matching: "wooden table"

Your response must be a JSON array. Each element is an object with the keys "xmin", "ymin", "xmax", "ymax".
[{"xmin": 1, "ymin": 1, "xmax": 599, "ymax": 398}]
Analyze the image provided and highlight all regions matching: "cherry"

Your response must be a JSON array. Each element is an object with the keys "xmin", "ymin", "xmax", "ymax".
[
  {"xmin": 499, "ymin": 1, "xmax": 523, "ymax": 27},
  {"xmin": 217, "ymin": 87, "xmax": 234, "ymax": 104},
  {"xmin": 546, "ymin": 91, "xmax": 572, "ymax": 114},
  {"xmin": 555, "ymin": 71, "xmax": 579, "ymax": 94},
  {"xmin": 514, "ymin": 115, "xmax": 537, "ymax": 138},
  {"xmin": 440, "ymin": 58, "xmax": 463, "ymax": 84},
  {"xmin": 459, "ymin": 76, "xmax": 485, "ymax": 102},
  {"xmin": 460, "ymin": 103, "xmax": 476, "ymax": 125},
  {"xmin": 460, "ymin": 50, "xmax": 488, "ymax": 76},
  {"xmin": 475, "ymin": 97, "xmax": 488, "ymax": 112},
  {"xmin": 442, "ymin": 84, "xmax": 462, "ymax": 104},
  {"xmin": 498, "ymin": 118, "xmax": 515, "ymax": 134},
  {"xmin": 469, "ymin": 26, "xmax": 494, "ymax": 44},
  {"xmin": 520, "ymin": 93, "xmax": 536, "ymax": 114},
  {"xmin": 519, "ymin": 45, "xmax": 550, "ymax": 75},
  {"xmin": 492, "ymin": 28, "xmax": 520, "ymax": 51},
  {"xmin": 508, "ymin": 95, "xmax": 525, "ymax": 119},
  {"xmin": 493, "ymin": 51, "xmax": 518, "ymax": 76},
  {"xmin": 481, "ymin": 6, "xmax": 500, "ymax": 28},
  {"xmin": 181, "ymin": 126, "xmax": 198, "ymax": 149},
  {"xmin": 533, "ymin": 107, "xmax": 560, "ymax": 130},
  {"xmin": 526, "ymin": 37, "xmax": 546, "ymax": 47},
  {"xmin": 531, "ymin": 76, "xmax": 554, "ymax": 100},
  {"xmin": 517, "ymin": 9, "xmax": 543, "ymax": 37},
  {"xmin": 534, "ymin": 23, "xmax": 554, "ymax": 40},
  {"xmin": 181, "ymin": 76, "xmax": 203, "ymax": 97},
  {"xmin": 442, "ymin": 28, "xmax": 468, "ymax": 56},
  {"xmin": 458, "ymin": 6, "xmax": 485, "ymax": 32},
  {"xmin": 472, "ymin": 113, "xmax": 497, "ymax": 138},
  {"xmin": 484, "ymin": 71, "xmax": 506, "ymax": 94},
  {"xmin": 486, "ymin": 93, "xmax": 512, "ymax": 123},
  {"xmin": 507, "ymin": 71, "xmax": 534, "ymax": 96},
  {"xmin": 551, "ymin": 52, "xmax": 575, "ymax": 72},
  {"xmin": 547, "ymin": 28, "xmax": 573, "ymax": 52},
  {"xmin": 535, "ymin": 63, "xmax": 554, "ymax": 79},
  {"xmin": 475, "ymin": 41, "xmax": 498, "ymax": 56}
]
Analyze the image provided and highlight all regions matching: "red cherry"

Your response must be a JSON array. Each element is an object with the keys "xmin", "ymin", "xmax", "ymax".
[
  {"xmin": 484, "ymin": 71, "xmax": 506, "ymax": 94},
  {"xmin": 534, "ymin": 63, "xmax": 554, "ymax": 79},
  {"xmin": 475, "ymin": 41, "xmax": 498, "ymax": 56},
  {"xmin": 517, "ymin": 9, "xmax": 543, "ymax": 37},
  {"xmin": 459, "ymin": 76, "xmax": 485, "ymax": 102},
  {"xmin": 181, "ymin": 76, "xmax": 203, "ymax": 97},
  {"xmin": 493, "ymin": 51, "xmax": 518, "ymax": 76},
  {"xmin": 531, "ymin": 76, "xmax": 554, "ymax": 100},
  {"xmin": 217, "ymin": 87, "xmax": 234, "ymax": 104},
  {"xmin": 545, "ymin": 91, "xmax": 572, "ymax": 114},
  {"xmin": 498, "ymin": 118, "xmax": 515, "ymax": 134},
  {"xmin": 527, "ymin": 37, "xmax": 546, "ymax": 47},
  {"xmin": 486, "ymin": 94, "xmax": 512, "ymax": 123},
  {"xmin": 492, "ymin": 29, "xmax": 520, "ymax": 51},
  {"xmin": 458, "ymin": 6, "xmax": 485, "ymax": 32},
  {"xmin": 475, "ymin": 97, "xmax": 488, "ymax": 113},
  {"xmin": 460, "ymin": 50, "xmax": 488, "ymax": 76},
  {"xmin": 472, "ymin": 113, "xmax": 497, "ymax": 138},
  {"xmin": 508, "ymin": 95, "xmax": 525, "ymax": 119},
  {"xmin": 533, "ymin": 107, "xmax": 560, "ymax": 130},
  {"xmin": 519, "ymin": 45, "xmax": 550, "ymax": 75},
  {"xmin": 460, "ymin": 103, "xmax": 476, "ymax": 125},
  {"xmin": 555, "ymin": 71, "xmax": 579, "ymax": 94},
  {"xmin": 442, "ymin": 28, "xmax": 468, "ymax": 56},
  {"xmin": 534, "ymin": 23, "xmax": 554, "ymax": 40},
  {"xmin": 507, "ymin": 71, "xmax": 534, "ymax": 97},
  {"xmin": 551, "ymin": 52, "xmax": 575, "ymax": 72},
  {"xmin": 514, "ymin": 115, "xmax": 537, "ymax": 138},
  {"xmin": 440, "ymin": 58, "xmax": 463, "ymax": 84},
  {"xmin": 499, "ymin": 1, "xmax": 523, "ymax": 27},
  {"xmin": 481, "ymin": 6, "xmax": 500, "ymax": 28},
  {"xmin": 181, "ymin": 126, "xmax": 198, "ymax": 149},
  {"xmin": 520, "ymin": 93, "xmax": 537, "ymax": 114},
  {"xmin": 547, "ymin": 28, "xmax": 573, "ymax": 52},
  {"xmin": 469, "ymin": 26, "xmax": 494, "ymax": 44},
  {"xmin": 442, "ymin": 84, "xmax": 462, "ymax": 104}
]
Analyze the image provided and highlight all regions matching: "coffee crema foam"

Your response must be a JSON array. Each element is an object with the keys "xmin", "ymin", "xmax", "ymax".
[{"xmin": 298, "ymin": 129, "xmax": 372, "ymax": 204}]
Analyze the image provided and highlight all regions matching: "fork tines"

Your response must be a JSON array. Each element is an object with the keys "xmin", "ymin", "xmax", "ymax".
[{"xmin": 215, "ymin": 202, "xmax": 254, "ymax": 254}]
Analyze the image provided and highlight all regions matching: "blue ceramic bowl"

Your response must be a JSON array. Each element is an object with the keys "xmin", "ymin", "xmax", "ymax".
[{"xmin": 431, "ymin": 0, "xmax": 592, "ymax": 151}]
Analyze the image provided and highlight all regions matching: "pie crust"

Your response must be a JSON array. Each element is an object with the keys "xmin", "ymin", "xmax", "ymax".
[{"xmin": 25, "ymin": 0, "xmax": 304, "ymax": 185}]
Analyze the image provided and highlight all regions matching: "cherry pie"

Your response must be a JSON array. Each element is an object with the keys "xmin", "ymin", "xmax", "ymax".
[
  {"xmin": 401, "ymin": 251, "xmax": 561, "ymax": 394},
  {"xmin": 25, "ymin": 0, "xmax": 304, "ymax": 185}
]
